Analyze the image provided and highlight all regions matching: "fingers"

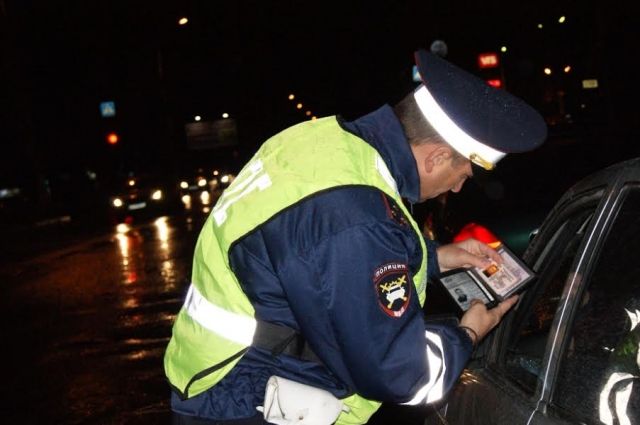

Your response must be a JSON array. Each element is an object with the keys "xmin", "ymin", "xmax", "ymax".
[
  {"xmin": 437, "ymin": 238, "xmax": 503, "ymax": 272},
  {"xmin": 493, "ymin": 295, "xmax": 519, "ymax": 318},
  {"xmin": 461, "ymin": 296, "xmax": 518, "ymax": 340},
  {"xmin": 472, "ymin": 240, "xmax": 503, "ymax": 265},
  {"xmin": 470, "ymin": 299, "xmax": 484, "ymax": 307},
  {"xmin": 455, "ymin": 238, "xmax": 502, "ymax": 268},
  {"xmin": 458, "ymin": 250, "xmax": 492, "ymax": 270},
  {"xmin": 469, "ymin": 239, "xmax": 502, "ymax": 264}
]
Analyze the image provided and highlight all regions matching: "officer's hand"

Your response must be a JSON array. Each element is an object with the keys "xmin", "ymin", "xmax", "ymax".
[
  {"xmin": 459, "ymin": 296, "xmax": 519, "ymax": 345},
  {"xmin": 436, "ymin": 238, "xmax": 502, "ymax": 273}
]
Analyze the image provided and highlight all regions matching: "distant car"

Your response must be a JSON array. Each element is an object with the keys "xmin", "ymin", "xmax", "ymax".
[
  {"xmin": 0, "ymin": 185, "xmax": 28, "ymax": 225},
  {"xmin": 430, "ymin": 157, "xmax": 640, "ymax": 424},
  {"xmin": 108, "ymin": 175, "xmax": 174, "ymax": 222},
  {"xmin": 177, "ymin": 169, "xmax": 235, "ymax": 213}
]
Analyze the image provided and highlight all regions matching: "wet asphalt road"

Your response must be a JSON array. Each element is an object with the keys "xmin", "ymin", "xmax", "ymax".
[
  {"xmin": 0, "ymin": 212, "xmax": 432, "ymax": 425},
  {"xmin": 0, "ymin": 214, "xmax": 205, "ymax": 424}
]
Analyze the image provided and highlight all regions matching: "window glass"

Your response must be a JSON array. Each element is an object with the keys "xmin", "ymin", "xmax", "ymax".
[
  {"xmin": 501, "ymin": 207, "xmax": 595, "ymax": 393},
  {"xmin": 553, "ymin": 186, "xmax": 640, "ymax": 424}
]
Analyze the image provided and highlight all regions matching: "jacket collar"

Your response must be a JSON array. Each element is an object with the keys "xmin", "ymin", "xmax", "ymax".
[{"xmin": 340, "ymin": 105, "xmax": 421, "ymax": 204}]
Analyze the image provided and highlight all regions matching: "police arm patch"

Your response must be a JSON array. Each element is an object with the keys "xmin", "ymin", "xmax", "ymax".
[{"xmin": 373, "ymin": 262, "xmax": 411, "ymax": 318}]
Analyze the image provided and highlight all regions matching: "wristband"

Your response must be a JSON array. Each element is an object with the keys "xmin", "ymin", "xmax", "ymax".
[{"xmin": 459, "ymin": 326, "xmax": 478, "ymax": 347}]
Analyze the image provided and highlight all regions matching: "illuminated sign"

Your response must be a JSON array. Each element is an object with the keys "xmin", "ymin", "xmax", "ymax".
[
  {"xmin": 582, "ymin": 79, "xmax": 599, "ymax": 89},
  {"xmin": 100, "ymin": 101, "xmax": 116, "ymax": 118},
  {"xmin": 185, "ymin": 119, "xmax": 238, "ymax": 150},
  {"xmin": 477, "ymin": 53, "xmax": 499, "ymax": 69}
]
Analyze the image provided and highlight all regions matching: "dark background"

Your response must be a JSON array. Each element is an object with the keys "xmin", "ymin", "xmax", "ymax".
[
  {"xmin": 1, "ymin": 0, "xmax": 639, "ymax": 230},
  {"xmin": 0, "ymin": 2, "xmax": 639, "ymax": 423}
]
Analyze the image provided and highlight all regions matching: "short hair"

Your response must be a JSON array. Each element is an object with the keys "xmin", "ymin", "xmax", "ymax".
[{"xmin": 393, "ymin": 90, "xmax": 467, "ymax": 165}]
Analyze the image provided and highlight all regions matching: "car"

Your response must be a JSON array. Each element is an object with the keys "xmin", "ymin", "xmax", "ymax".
[
  {"xmin": 108, "ymin": 174, "xmax": 176, "ymax": 222},
  {"xmin": 177, "ymin": 168, "xmax": 235, "ymax": 213},
  {"xmin": 0, "ymin": 184, "xmax": 27, "ymax": 226},
  {"xmin": 427, "ymin": 157, "xmax": 640, "ymax": 424}
]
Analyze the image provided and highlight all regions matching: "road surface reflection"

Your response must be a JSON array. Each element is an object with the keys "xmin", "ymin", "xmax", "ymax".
[{"xmin": 0, "ymin": 214, "xmax": 205, "ymax": 423}]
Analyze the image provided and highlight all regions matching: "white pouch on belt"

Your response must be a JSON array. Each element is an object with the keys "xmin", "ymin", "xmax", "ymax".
[{"xmin": 256, "ymin": 375, "xmax": 349, "ymax": 425}]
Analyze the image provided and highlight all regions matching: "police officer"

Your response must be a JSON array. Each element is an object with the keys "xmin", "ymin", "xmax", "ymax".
[{"xmin": 165, "ymin": 50, "xmax": 547, "ymax": 424}]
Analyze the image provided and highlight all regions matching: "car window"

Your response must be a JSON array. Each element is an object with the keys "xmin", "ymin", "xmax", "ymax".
[
  {"xmin": 552, "ymin": 185, "xmax": 640, "ymax": 424},
  {"xmin": 499, "ymin": 203, "xmax": 597, "ymax": 394}
]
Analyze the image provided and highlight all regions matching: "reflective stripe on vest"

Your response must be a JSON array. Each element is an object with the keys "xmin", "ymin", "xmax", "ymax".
[
  {"xmin": 165, "ymin": 117, "xmax": 429, "ymax": 423},
  {"xmin": 184, "ymin": 284, "xmax": 256, "ymax": 346}
]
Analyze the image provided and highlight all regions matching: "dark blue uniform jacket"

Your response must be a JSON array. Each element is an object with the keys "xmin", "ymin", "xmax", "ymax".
[{"xmin": 172, "ymin": 105, "xmax": 474, "ymax": 420}]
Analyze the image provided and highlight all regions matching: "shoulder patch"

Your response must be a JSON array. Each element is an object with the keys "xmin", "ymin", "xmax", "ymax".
[
  {"xmin": 380, "ymin": 194, "xmax": 410, "ymax": 228},
  {"xmin": 373, "ymin": 262, "xmax": 411, "ymax": 318}
]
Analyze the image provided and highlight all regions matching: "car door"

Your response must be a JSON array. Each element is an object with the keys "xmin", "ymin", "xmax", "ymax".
[{"xmin": 439, "ymin": 158, "xmax": 640, "ymax": 425}]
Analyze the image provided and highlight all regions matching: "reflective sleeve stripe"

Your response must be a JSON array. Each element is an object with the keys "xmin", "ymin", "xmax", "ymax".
[
  {"xmin": 183, "ymin": 284, "xmax": 257, "ymax": 346},
  {"xmin": 402, "ymin": 330, "xmax": 446, "ymax": 405}
]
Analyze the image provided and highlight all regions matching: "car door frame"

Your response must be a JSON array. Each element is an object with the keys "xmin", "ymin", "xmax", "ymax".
[
  {"xmin": 525, "ymin": 161, "xmax": 640, "ymax": 422},
  {"xmin": 500, "ymin": 160, "xmax": 640, "ymax": 423},
  {"xmin": 441, "ymin": 159, "xmax": 640, "ymax": 424}
]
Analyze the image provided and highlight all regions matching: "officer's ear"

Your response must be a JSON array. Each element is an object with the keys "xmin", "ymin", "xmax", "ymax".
[{"xmin": 425, "ymin": 145, "xmax": 453, "ymax": 173}]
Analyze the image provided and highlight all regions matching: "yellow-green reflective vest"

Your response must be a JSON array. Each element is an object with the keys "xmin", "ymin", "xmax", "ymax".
[{"xmin": 164, "ymin": 116, "xmax": 428, "ymax": 424}]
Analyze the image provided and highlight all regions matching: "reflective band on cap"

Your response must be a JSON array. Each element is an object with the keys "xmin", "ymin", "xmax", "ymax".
[
  {"xmin": 413, "ymin": 85, "xmax": 506, "ymax": 169},
  {"xmin": 403, "ymin": 330, "xmax": 446, "ymax": 405},
  {"xmin": 184, "ymin": 284, "xmax": 257, "ymax": 346}
]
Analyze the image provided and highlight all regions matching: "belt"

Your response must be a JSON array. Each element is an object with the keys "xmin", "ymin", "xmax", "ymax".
[{"xmin": 252, "ymin": 319, "xmax": 322, "ymax": 364}]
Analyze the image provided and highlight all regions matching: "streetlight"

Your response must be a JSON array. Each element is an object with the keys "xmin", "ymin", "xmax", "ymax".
[
  {"xmin": 544, "ymin": 67, "xmax": 552, "ymax": 75},
  {"xmin": 288, "ymin": 94, "xmax": 295, "ymax": 100},
  {"xmin": 500, "ymin": 46, "xmax": 507, "ymax": 53},
  {"xmin": 558, "ymin": 16, "xmax": 566, "ymax": 24},
  {"xmin": 222, "ymin": 112, "xmax": 229, "ymax": 119},
  {"xmin": 537, "ymin": 23, "xmax": 544, "ymax": 29},
  {"xmin": 194, "ymin": 115, "xmax": 201, "ymax": 121},
  {"xmin": 296, "ymin": 103, "xmax": 303, "ymax": 109},
  {"xmin": 564, "ymin": 65, "xmax": 571, "ymax": 73},
  {"xmin": 178, "ymin": 17, "xmax": 189, "ymax": 26}
]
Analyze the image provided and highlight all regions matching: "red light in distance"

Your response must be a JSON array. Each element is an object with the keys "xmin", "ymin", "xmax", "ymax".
[
  {"xmin": 478, "ymin": 53, "xmax": 499, "ymax": 69},
  {"xmin": 106, "ymin": 132, "xmax": 119, "ymax": 145}
]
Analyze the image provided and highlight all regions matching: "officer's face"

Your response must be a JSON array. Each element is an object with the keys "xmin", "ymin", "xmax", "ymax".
[
  {"xmin": 428, "ymin": 157, "xmax": 473, "ymax": 199},
  {"xmin": 415, "ymin": 155, "xmax": 471, "ymax": 202},
  {"xmin": 412, "ymin": 143, "xmax": 473, "ymax": 201}
]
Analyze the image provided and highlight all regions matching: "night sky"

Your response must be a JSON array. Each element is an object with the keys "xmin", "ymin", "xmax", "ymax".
[{"xmin": 1, "ymin": 0, "xmax": 639, "ymax": 190}]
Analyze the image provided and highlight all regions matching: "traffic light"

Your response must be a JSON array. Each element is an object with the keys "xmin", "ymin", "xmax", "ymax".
[{"xmin": 106, "ymin": 131, "xmax": 119, "ymax": 145}]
